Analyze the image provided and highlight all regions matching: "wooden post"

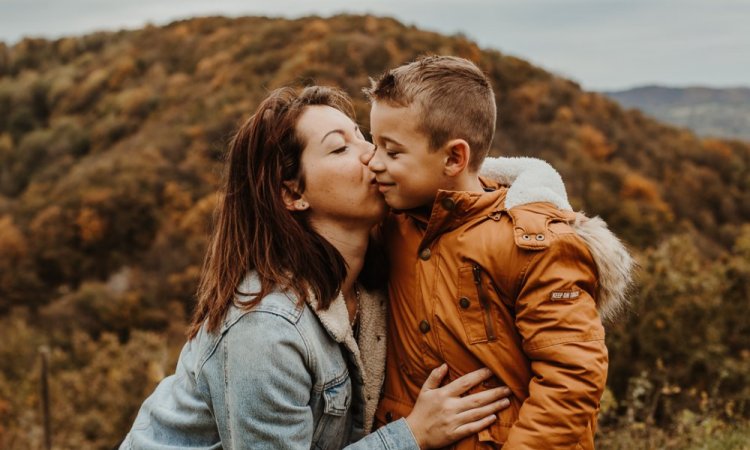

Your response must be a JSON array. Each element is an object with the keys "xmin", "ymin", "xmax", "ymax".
[{"xmin": 39, "ymin": 346, "xmax": 51, "ymax": 450}]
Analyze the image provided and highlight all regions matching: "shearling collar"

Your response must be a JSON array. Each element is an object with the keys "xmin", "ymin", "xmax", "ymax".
[{"xmin": 307, "ymin": 286, "xmax": 387, "ymax": 434}]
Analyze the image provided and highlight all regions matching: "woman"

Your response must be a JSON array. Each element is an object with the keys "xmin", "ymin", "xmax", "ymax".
[{"xmin": 120, "ymin": 86, "xmax": 510, "ymax": 449}]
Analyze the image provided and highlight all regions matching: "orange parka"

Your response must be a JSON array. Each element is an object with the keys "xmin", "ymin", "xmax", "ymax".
[{"xmin": 374, "ymin": 178, "xmax": 632, "ymax": 449}]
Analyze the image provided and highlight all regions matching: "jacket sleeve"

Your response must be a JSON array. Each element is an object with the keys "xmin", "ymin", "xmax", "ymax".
[
  {"xmin": 504, "ymin": 233, "xmax": 608, "ymax": 449},
  {"xmin": 221, "ymin": 312, "xmax": 419, "ymax": 450},
  {"xmin": 221, "ymin": 312, "xmax": 315, "ymax": 449},
  {"xmin": 121, "ymin": 340, "xmax": 221, "ymax": 449}
]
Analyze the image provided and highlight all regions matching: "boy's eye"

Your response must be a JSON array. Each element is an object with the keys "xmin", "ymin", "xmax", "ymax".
[{"xmin": 386, "ymin": 150, "xmax": 399, "ymax": 158}]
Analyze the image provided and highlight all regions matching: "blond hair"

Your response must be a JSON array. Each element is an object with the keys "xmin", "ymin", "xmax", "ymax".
[{"xmin": 364, "ymin": 55, "xmax": 496, "ymax": 170}]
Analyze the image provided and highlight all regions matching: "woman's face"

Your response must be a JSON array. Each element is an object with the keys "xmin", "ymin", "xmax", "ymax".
[{"xmin": 293, "ymin": 105, "xmax": 386, "ymax": 228}]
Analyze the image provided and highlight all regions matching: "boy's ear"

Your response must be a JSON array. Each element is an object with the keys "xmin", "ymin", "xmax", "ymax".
[
  {"xmin": 442, "ymin": 139, "xmax": 471, "ymax": 177},
  {"xmin": 281, "ymin": 181, "xmax": 310, "ymax": 211}
]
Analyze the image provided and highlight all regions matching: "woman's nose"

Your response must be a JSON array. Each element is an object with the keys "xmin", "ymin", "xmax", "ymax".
[{"xmin": 359, "ymin": 142, "xmax": 376, "ymax": 165}]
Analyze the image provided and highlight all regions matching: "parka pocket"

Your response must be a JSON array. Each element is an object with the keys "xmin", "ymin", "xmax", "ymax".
[
  {"xmin": 476, "ymin": 390, "xmax": 519, "ymax": 447},
  {"xmin": 457, "ymin": 264, "xmax": 497, "ymax": 344},
  {"xmin": 451, "ymin": 378, "xmax": 519, "ymax": 448}
]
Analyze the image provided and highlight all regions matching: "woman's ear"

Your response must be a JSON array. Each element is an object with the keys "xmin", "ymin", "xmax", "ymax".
[
  {"xmin": 282, "ymin": 181, "xmax": 310, "ymax": 211},
  {"xmin": 442, "ymin": 139, "xmax": 471, "ymax": 177}
]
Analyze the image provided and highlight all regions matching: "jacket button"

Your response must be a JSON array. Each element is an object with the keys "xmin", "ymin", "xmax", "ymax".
[
  {"xmin": 385, "ymin": 411, "xmax": 393, "ymax": 422},
  {"xmin": 459, "ymin": 297, "xmax": 471, "ymax": 309},
  {"xmin": 419, "ymin": 248, "xmax": 431, "ymax": 260},
  {"xmin": 419, "ymin": 320, "xmax": 431, "ymax": 333},
  {"xmin": 440, "ymin": 197, "xmax": 456, "ymax": 211}
]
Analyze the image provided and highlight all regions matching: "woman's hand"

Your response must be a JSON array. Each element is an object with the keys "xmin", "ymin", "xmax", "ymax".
[{"xmin": 404, "ymin": 365, "xmax": 511, "ymax": 449}]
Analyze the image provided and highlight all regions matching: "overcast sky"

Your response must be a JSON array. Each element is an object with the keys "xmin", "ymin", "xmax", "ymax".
[{"xmin": 1, "ymin": 0, "xmax": 748, "ymax": 91}]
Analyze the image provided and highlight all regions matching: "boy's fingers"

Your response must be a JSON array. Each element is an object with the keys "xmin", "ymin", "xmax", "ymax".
[{"xmin": 420, "ymin": 363, "xmax": 448, "ymax": 392}]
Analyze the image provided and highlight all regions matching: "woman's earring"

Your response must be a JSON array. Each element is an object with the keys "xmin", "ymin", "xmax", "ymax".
[{"xmin": 297, "ymin": 201, "xmax": 309, "ymax": 210}]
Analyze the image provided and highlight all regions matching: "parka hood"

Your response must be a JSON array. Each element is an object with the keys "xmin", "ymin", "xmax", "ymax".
[{"xmin": 480, "ymin": 156, "xmax": 635, "ymax": 322}]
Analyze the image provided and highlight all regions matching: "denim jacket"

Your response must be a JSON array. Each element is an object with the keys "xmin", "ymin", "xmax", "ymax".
[{"xmin": 121, "ymin": 272, "xmax": 418, "ymax": 449}]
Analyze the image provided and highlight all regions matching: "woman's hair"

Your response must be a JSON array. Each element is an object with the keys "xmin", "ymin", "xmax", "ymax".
[{"xmin": 188, "ymin": 86, "xmax": 360, "ymax": 338}]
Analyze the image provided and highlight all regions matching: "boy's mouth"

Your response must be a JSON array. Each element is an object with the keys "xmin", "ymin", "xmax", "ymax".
[{"xmin": 376, "ymin": 180, "xmax": 395, "ymax": 192}]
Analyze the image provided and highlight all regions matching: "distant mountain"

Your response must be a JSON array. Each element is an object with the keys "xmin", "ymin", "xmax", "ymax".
[{"xmin": 604, "ymin": 85, "xmax": 750, "ymax": 141}]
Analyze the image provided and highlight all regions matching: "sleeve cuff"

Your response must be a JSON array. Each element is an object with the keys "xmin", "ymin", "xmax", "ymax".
[{"xmin": 375, "ymin": 418, "xmax": 420, "ymax": 449}]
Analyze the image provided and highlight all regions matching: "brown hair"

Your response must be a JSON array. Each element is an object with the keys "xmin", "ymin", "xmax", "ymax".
[
  {"xmin": 188, "ymin": 86, "xmax": 360, "ymax": 338},
  {"xmin": 364, "ymin": 55, "xmax": 496, "ymax": 170}
]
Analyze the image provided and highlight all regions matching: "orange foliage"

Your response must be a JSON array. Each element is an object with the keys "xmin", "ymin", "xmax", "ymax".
[
  {"xmin": 577, "ymin": 124, "xmax": 614, "ymax": 160},
  {"xmin": 620, "ymin": 172, "xmax": 671, "ymax": 213},
  {"xmin": 702, "ymin": 138, "xmax": 733, "ymax": 160},
  {"xmin": 29, "ymin": 205, "xmax": 64, "ymax": 239},
  {"xmin": 107, "ymin": 56, "xmax": 137, "ymax": 90},
  {"xmin": 555, "ymin": 106, "xmax": 574, "ymax": 123},
  {"xmin": 510, "ymin": 81, "xmax": 550, "ymax": 122},
  {"xmin": 76, "ymin": 207, "xmax": 106, "ymax": 244},
  {"xmin": 0, "ymin": 215, "xmax": 26, "ymax": 260},
  {"xmin": 303, "ymin": 19, "xmax": 332, "ymax": 40},
  {"xmin": 116, "ymin": 86, "xmax": 155, "ymax": 117}
]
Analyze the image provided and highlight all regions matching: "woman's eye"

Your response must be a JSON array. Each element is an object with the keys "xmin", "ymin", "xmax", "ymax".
[{"xmin": 332, "ymin": 146, "xmax": 348, "ymax": 154}]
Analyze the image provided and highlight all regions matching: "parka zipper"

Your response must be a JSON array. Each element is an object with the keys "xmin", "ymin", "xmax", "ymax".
[{"xmin": 472, "ymin": 264, "xmax": 497, "ymax": 341}]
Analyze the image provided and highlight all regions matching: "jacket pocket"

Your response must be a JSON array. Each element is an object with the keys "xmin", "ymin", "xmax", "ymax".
[
  {"xmin": 457, "ymin": 264, "xmax": 497, "ymax": 344},
  {"xmin": 322, "ymin": 373, "xmax": 352, "ymax": 416},
  {"xmin": 312, "ymin": 374, "xmax": 352, "ymax": 449}
]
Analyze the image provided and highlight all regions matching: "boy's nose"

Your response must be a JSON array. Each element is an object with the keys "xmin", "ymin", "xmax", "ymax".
[{"xmin": 367, "ymin": 148, "xmax": 386, "ymax": 173}]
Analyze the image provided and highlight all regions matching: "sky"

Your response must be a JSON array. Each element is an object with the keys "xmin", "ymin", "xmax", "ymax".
[{"xmin": 1, "ymin": 0, "xmax": 748, "ymax": 91}]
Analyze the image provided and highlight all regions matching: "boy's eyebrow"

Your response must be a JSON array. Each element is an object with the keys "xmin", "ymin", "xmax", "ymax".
[
  {"xmin": 379, "ymin": 135, "xmax": 404, "ymax": 147},
  {"xmin": 321, "ymin": 126, "xmax": 360, "ymax": 143}
]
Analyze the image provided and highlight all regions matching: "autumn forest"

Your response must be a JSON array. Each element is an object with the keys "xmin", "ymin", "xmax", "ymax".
[{"xmin": 0, "ymin": 15, "xmax": 748, "ymax": 449}]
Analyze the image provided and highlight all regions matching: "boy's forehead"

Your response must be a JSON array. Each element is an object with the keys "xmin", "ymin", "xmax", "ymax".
[{"xmin": 370, "ymin": 101, "xmax": 421, "ymax": 131}]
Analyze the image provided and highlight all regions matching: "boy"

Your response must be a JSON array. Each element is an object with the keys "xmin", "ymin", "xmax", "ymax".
[{"xmin": 364, "ymin": 56, "xmax": 630, "ymax": 448}]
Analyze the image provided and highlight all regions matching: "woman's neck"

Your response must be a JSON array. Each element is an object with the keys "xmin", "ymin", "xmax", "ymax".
[{"xmin": 310, "ymin": 219, "xmax": 370, "ymax": 294}]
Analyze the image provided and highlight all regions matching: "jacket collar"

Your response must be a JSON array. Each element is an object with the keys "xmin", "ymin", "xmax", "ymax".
[{"xmin": 405, "ymin": 177, "xmax": 506, "ymax": 252}]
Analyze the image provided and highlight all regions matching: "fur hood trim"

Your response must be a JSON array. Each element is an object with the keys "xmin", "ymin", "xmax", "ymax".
[{"xmin": 571, "ymin": 213, "xmax": 635, "ymax": 323}]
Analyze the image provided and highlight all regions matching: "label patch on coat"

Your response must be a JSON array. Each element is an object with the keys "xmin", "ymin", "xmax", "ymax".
[{"xmin": 550, "ymin": 290, "xmax": 581, "ymax": 300}]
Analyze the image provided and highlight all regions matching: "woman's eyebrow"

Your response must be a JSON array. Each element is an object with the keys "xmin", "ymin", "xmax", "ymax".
[
  {"xmin": 321, "ymin": 125, "xmax": 360, "ymax": 143},
  {"xmin": 320, "ymin": 129, "xmax": 345, "ymax": 143}
]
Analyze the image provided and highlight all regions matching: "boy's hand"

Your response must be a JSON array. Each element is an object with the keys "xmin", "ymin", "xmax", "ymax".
[{"xmin": 405, "ymin": 364, "xmax": 511, "ymax": 449}]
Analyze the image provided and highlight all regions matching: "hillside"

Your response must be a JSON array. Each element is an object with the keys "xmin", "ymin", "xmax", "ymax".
[
  {"xmin": 0, "ymin": 15, "xmax": 748, "ymax": 449},
  {"xmin": 605, "ymin": 85, "xmax": 750, "ymax": 141}
]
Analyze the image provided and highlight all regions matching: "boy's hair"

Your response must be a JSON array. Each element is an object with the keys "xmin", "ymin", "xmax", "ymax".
[{"xmin": 364, "ymin": 55, "xmax": 496, "ymax": 170}]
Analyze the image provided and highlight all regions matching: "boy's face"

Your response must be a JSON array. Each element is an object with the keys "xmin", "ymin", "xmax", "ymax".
[{"xmin": 367, "ymin": 101, "xmax": 447, "ymax": 211}]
